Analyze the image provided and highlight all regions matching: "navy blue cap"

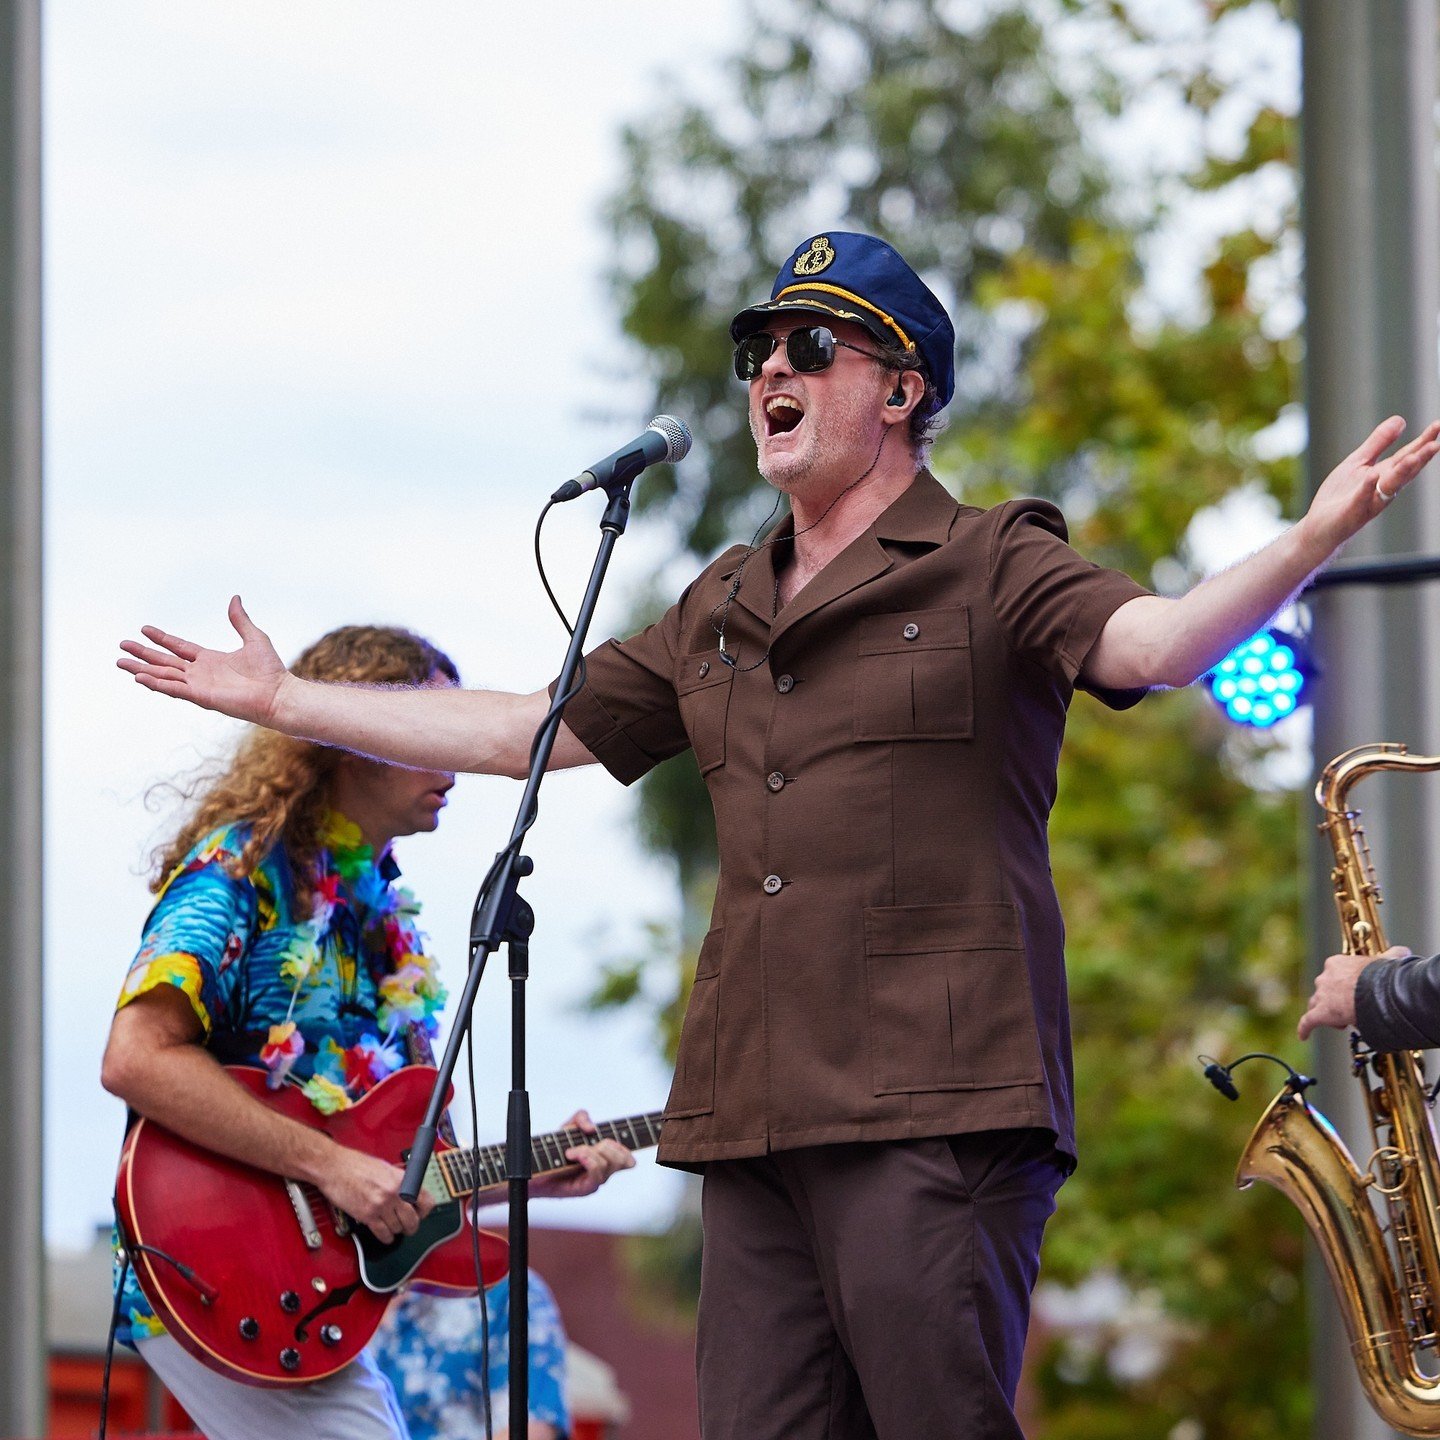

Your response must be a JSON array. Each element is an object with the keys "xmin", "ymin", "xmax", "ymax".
[{"xmin": 730, "ymin": 232, "xmax": 956, "ymax": 409}]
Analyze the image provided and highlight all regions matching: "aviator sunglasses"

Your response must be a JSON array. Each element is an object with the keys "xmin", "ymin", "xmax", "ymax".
[{"xmin": 733, "ymin": 324, "xmax": 888, "ymax": 382}]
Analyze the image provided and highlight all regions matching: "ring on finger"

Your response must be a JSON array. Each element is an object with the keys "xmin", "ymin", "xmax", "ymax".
[{"xmin": 1376, "ymin": 479, "xmax": 1396, "ymax": 502}]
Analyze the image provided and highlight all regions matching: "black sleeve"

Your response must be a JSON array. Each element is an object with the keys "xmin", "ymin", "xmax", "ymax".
[{"xmin": 1355, "ymin": 953, "xmax": 1440, "ymax": 1051}]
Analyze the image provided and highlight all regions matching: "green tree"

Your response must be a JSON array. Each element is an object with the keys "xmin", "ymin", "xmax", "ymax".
[{"xmin": 598, "ymin": 2, "xmax": 1313, "ymax": 1433}]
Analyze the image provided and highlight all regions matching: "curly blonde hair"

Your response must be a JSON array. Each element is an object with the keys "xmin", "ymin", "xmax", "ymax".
[{"xmin": 150, "ymin": 625, "xmax": 459, "ymax": 911}]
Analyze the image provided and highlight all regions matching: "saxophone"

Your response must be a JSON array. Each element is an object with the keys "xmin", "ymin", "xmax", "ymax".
[{"xmin": 1237, "ymin": 743, "xmax": 1440, "ymax": 1434}]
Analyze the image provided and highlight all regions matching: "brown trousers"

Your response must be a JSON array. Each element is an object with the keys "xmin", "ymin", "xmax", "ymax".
[{"xmin": 696, "ymin": 1130, "xmax": 1067, "ymax": 1440}]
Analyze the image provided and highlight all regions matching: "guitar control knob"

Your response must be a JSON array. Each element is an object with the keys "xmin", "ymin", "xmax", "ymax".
[
  {"xmin": 238, "ymin": 1317, "xmax": 260, "ymax": 1341},
  {"xmin": 279, "ymin": 1347, "xmax": 301, "ymax": 1372},
  {"xmin": 319, "ymin": 1324, "xmax": 343, "ymax": 1347},
  {"xmin": 279, "ymin": 1291, "xmax": 301, "ymax": 1313}
]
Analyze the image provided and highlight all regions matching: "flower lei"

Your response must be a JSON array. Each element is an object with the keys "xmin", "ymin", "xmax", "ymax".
[{"xmin": 260, "ymin": 813, "xmax": 446, "ymax": 1114}]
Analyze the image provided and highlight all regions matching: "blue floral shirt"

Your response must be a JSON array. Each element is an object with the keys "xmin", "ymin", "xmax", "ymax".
[
  {"xmin": 113, "ymin": 819, "xmax": 443, "ymax": 1347},
  {"xmin": 370, "ymin": 1272, "xmax": 570, "ymax": 1440}
]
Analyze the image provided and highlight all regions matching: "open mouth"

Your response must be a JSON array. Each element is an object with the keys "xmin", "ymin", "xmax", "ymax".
[{"xmin": 764, "ymin": 394, "xmax": 805, "ymax": 437}]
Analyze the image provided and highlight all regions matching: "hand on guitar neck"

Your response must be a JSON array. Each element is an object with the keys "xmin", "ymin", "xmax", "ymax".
[{"xmin": 527, "ymin": 1108, "xmax": 637, "ymax": 1199}]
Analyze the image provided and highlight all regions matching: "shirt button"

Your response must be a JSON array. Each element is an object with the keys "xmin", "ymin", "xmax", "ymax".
[
  {"xmin": 762, "ymin": 874, "xmax": 783, "ymax": 895},
  {"xmin": 776, "ymin": 674, "xmax": 794, "ymax": 693},
  {"xmin": 698, "ymin": 660, "xmax": 710, "ymax": 678},
  {"xmin": 902, "ymin": 623, "xmax": 920, "ymax": 641},
  {"xmin": 766, "ymin": 771, "xmax": 786, "ymax": 792}
]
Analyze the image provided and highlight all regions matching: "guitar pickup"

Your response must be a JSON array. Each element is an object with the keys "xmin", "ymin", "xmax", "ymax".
[{"xmin": 284, "ymin": 1180, "xmax": 323, "ymax": 1251}]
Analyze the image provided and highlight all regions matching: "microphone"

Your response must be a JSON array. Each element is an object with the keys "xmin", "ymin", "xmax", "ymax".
[
  {"xmin": 1202, "ymin": 1061, "xmax": 1240, "ymax": 1101},
  {"xmin": 551, "ymin": 415, "xmax": 692, "ymax": 502}
]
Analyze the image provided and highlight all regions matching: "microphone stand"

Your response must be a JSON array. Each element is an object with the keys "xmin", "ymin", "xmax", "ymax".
[{"xmin": 400, "ymin": 475, "xmax": 637, "ymax": 1439}]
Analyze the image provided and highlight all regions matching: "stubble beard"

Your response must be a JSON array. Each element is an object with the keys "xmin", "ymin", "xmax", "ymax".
[{"xmin": 752, "ymin": 391, "xmax": 886, "ymax": 505}]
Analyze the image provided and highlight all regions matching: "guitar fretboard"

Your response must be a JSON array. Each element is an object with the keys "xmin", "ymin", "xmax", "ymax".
[{"xmin": 434, "ymin": 1112, "xmax": 664, "ymax": 1199}]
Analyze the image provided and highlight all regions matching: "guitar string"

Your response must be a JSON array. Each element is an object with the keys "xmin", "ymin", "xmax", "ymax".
[{"xmin": 438, "ymin": 1115, "xmax": 664, "ymax": 1197}]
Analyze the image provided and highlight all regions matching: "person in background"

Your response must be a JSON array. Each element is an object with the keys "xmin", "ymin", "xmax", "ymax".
[
  {"xmin": 373, "ymin": 1274, "xmax": 571, "ymax": 1440},
  {"xmin": 103, "ymin": 623, "xmax": 632, "ymax": 1440}
]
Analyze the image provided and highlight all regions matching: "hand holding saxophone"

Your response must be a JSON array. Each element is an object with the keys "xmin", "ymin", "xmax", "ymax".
[{"xmin": 1298, "ymin": 945, "xmax": 1410, "ymax": 1041}]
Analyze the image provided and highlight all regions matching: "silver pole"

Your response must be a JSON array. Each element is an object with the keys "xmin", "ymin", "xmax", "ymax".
[
  {"xmin": 1301, "ymin": 3, "xmax": 1440, "ymax": 1438},
  {"xmin": 0, "ymin": 0, "xmax": 42, "ymax": 1432}
]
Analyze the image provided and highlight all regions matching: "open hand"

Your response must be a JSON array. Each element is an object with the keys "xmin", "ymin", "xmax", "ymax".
[
  {"xmin": 529, "ymin": 1109, "xmax": 636, "ymax": 1200},
  {"xmin": 1302, "ymin": 417, "xmax": 1440, "ymax": 554},
  {"xmin": 118, "ymin": 596, "xmax": 290, "ymax": 726}
]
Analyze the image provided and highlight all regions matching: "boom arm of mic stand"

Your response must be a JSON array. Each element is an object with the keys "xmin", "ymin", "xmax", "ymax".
[{"xmin": 399, "ymin": 478, "xmax": 635, "ymax": 1204}]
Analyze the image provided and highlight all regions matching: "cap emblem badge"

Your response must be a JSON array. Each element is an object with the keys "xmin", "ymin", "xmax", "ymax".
[{"xmin": 793, "ymin": 236, "xmax": 836, "ymax": 277}]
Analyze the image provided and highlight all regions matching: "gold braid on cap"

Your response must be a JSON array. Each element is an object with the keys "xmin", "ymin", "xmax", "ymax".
[{"xmin": 771, "ymin": 282, "xmax": 914, "ymax": 352}]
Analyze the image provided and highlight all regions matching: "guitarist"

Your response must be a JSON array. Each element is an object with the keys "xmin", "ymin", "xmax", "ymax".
[{"xmin": 101, "ymin": 623, "xmax": 634, "ymax": 1440}]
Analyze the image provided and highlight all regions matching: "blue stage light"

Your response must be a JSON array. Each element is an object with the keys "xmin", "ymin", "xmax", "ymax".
[{"xmin": 1207, "ymin": 628, "xmax": 1311, "ymax": 728}]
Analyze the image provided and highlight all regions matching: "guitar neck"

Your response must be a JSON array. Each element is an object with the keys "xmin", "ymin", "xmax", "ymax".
[{"xmin": 429, "ymin": 1112, "xmax": 664, "ymax": 1201}]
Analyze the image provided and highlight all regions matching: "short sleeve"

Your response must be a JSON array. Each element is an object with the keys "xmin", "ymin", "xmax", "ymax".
[
  {"xmin": 988, "ymin": 499, "xmax": 1153, "ymax": 711},
  {"xmin": 554, "ymin": 603, "xmax": 693, "ymax": 786},
  {"xmin": 116, "ymin": 828, "xmax": 255, "ymax": 1036}
]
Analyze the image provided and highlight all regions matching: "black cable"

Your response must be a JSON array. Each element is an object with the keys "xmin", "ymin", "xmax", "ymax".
[
  {"xmin": 1198, "ymin": 1051, "xmax": 1316, "ymax": 1100},
  {"xmin": 534, "ymin": 499, "xmax": 574, "ymax": 637},
  {"xmin": 711, "ymin": 427, "xmax": 888, "ymax": 672},
  {"xmin": 121, "ymin": 1240, "xmax": 218, "ymax": 1302},
  {"xmin": 461, "ymin": 497, "xmax": 593, "ymax": 949},
  {"xmin": 99, "ymin": 1223, "xmax": 131, "ymax": 1440},
  {"xmin": 465, "ymin": 1020, "xmax": 494, "ymax": 1440},
  {"xmin": 531, "ymin": 497, "xmax": 588, "ymax": 717}
]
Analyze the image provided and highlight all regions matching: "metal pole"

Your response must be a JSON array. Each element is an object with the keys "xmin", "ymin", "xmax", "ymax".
[
  {"xmin": 1300, "ymin": 4, "xmax": 1440, "ymax": 1437},
  {"xmin": 0, "ymin": 0, "xmax": 42, "ymax": 1432}
]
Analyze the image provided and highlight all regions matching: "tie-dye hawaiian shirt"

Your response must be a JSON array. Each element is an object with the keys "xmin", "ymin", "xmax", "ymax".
[
  {"xmin": 370, "ymin": 1272, "xmax": 570, "ymax": 1440},
  {"xmin": 112, "ymin": 817, "xmax": 442, "ymax": 1347}
]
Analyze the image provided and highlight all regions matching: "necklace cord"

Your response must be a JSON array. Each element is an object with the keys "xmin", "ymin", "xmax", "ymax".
[{"xmin": 711, "ymin": 427, "xmax": 891, "ymax": 671}]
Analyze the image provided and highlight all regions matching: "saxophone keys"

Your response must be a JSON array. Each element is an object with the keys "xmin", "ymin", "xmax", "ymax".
[{"xmin": 1366, "ymin": 1144, "xmax": 1414, "ymax": 1196}]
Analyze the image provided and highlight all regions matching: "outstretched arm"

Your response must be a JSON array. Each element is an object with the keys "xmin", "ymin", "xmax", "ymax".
[
  {"xmin": 1083, "ymin": 417, "xmax": 1440, "ymax": 691},
  {"xmin": 118, "ymin": 596, "xmax": 597, "ymax": 778}
]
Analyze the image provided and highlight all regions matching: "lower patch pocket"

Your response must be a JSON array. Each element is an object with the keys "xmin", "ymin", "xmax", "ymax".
[
  {"xmin": 863, "ymin": 902, "xmax": 1042, "ymax": 1094},
  {"xmin": 665, "ymin": 927, "xmax": 724, "ymax": 1118}
]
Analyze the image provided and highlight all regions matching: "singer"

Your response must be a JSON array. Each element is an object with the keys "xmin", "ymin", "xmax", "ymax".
[{"xmin": 119, "ymin": 232, "xmax": 1439, "ymax": 1438}]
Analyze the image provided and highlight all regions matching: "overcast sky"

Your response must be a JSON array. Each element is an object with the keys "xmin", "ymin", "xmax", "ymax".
[{"xmin": 44, "ymin": 2, "xmax": 745, "ymax": 1249}]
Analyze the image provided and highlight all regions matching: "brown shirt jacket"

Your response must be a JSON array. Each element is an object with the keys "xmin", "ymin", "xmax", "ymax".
[{"xmin": 561, "ymin": 472, "xmax": 1150, "ymax": 1168}]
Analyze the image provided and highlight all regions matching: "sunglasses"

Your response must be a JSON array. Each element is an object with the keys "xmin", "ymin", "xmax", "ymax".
[{"xmin": 733, "ymin": 324, "xmax": 887, "ymax": 382}]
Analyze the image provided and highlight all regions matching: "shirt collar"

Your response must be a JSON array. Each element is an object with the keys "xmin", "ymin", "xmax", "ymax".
[
  {"xmin": 871, "ymin": 469, "xmax": 959, "ymax": 546},
  {"xmin": 717, "ymin": 469, "xmax": 957, "ymax": 582}
]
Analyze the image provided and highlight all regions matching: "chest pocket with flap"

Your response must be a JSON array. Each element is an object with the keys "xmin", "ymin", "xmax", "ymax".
[
  {"xmin": 854, "ymin": 606, "xmax": 973, "ymax": 742},
  {"xmin": 676, "ymin": 649, "xmax": 733, "ymax": 775}
]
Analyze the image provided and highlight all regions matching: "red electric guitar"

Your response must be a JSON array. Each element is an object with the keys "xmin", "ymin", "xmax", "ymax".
[{"xmin": 115, "ymin": 1064, "xmax": 662, "ymax": 1386}]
